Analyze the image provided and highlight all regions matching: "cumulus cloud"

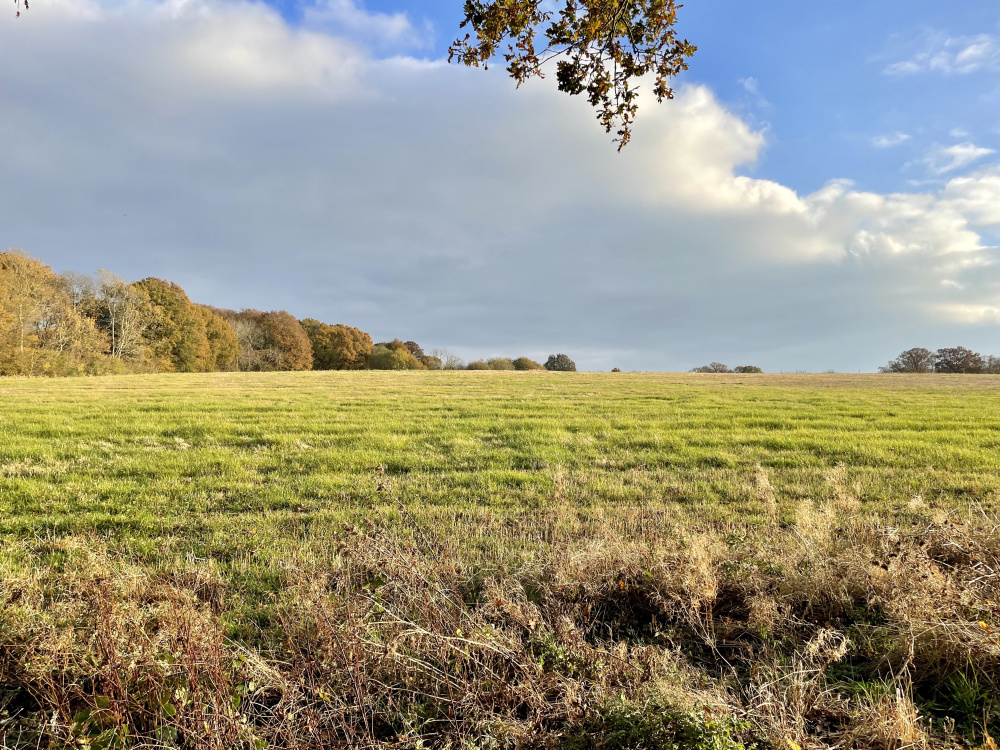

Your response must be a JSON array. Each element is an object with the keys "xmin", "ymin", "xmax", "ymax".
[
  {"xmin": 1, "ymin": 0, "xmax": 999, "ymax": 371},
  {"xmin": 941, "ymin": 165, "xmax": 1000, "ymax": 227},
  {"xmin": 884, "ymin": 32, "xmax": 1000, "ymax": 75}
]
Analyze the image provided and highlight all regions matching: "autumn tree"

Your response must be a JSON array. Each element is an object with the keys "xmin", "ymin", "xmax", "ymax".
[
  {"xmin": 0, "ymin": 250, "xmax": 109, "ymax": 375},
  {"xmin": 213, "ymin": 309, "xmax": 267, "ymax": 371},
  {"xmin": 544, "ymin": 353, "xmax": 576, "ymax": 371},
  {"xmin": 879, "ymin": 348, "xmax": 936, "ymax": 374},
  {"xmin": 934, "ymin": 346, "xmax": 983, "ymax": 374},
  {"xmin": 302, "ymin": 319, "xmax": 373, "ymax": 370},
  {"xmin": 134, "ymin": 278, "xmax": 215, "ymax": 372},
  {"xmin": 258, "ymin": 311, "xmax": 313, "ymax": 371},
  {"xmin": 421, "ymin": 354, "xmax": 444, "ymax": 370},
  {"xmin": 376, "ymin": 339, "xmax": 441, "ymax": 369},
  {"xmin": 402, "ymin": 341, "xmax": 425, "ymax": 359},
  {"xmin": 451, "ymin": 0, "xmax": 696, "ymax": 148},
  {"xmin": 59, "ymin": 271, "xmax": 98, "ymax": 315},
  {"xmin": 196, "ymin": 306, "xmax": 240, "ymax": 371},
  {"xmin": 368, "ymin": 345, "xmax": 426, "ymax": 370},
  {"xmin": 95, "ymin": 271, "xmax": 152, "ymax": 361},
  {"xmin": 376, "ymin": 339, "xmax": 412, "ymax": 355},
  {"xmin": 0, "ymin": 249, "xmax": 48, "ymax": 356}
]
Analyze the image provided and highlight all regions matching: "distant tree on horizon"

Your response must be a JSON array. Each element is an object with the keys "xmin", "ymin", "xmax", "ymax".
[
  {"xmin": 421, "ymin": 354, "xmax": 443, "ymax": 370},
  {"xmin": 0, "ymin": 250, "xmax": 110, "ymax": 375},
  {"xmin": 97, "ymin": 271, "xmax": 152, "ymax": 362},
  {"xmin": 433, "ymin": 349, "xmax": 465, "ymax": 370},
  {"xmin": 545, "ymin": 353, "xmax": 576, "ymax": 372},
  {"xmin": 218, "ymin": 309, "xmax": 312, "ymax": 372},
  {"xmin": 487, "ymin": 357, "xmax": 516, "ymax": 371},
  {"xmin": 258, "ymin": 311, "xmax": 313, "ymax": 371},
  {"xmin": 692, "ymin": 362, "xmax": 730, "ymax": 373},
  {"xmin": 513, "ymin": 357, "xmax": 545, "ymax": 371},
  {"xmin": 376, "ymin": 339, "xmax": 441, "ymax": 369},
  {"xmin": 879, "ymin": 348, "xmax": 936, "ymax": 374},
  {"xmin": 301, "ymin": 319, "xmax": 373, "ymax": 370},
  {"xmin": 1, "ymin": 248, "xmax": 323, "ymax": 376},
  {"xmin": 133, "ymin": 277, "xmax": 216, "ymax": 373},
  {"xmin": 934, "ymin": 346, "xmax": 983, "ymax": 374},
  {"xmin": 196, "ymin": 305, "xmax": 240, "ymax": 371},
  {"xmin": 369, "ymin": 345, "xmax": 425, "ymax": 370}
]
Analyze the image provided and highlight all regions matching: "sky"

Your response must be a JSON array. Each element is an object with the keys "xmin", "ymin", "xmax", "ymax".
[{"xmin": 1, "ymin": 0, "xmax": 998, "ymax": 371}]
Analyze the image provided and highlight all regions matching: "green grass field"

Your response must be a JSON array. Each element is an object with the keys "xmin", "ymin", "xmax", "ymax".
[
  {"xmin": 5, "ymin": 371, "xmax": 1000, "ymax": 536},
  {"xmin": 2, "ymin": 372, "xmax": 999, "ymax": 749}
]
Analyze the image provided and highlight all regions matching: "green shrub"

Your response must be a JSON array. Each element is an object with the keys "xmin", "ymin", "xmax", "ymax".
[
  {"xmin": 565, "ymin": 695, "xmax": 751, "ymax": 750},
  {"xmin": 368, "ymin": 346, "xmax": 426, "ymax": 370},
  {"xmin": 487, "ymin": 357, "xmax": 515, "ymax": 370},
  {"xmin": 512, "ymin": 357, "xmax": 545, "ymax": 371}
]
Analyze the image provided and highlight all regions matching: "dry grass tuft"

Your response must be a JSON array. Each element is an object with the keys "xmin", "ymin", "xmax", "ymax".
[{"xmin": 2, "ymin": 503, "xmax": 999, "ymax": 748}]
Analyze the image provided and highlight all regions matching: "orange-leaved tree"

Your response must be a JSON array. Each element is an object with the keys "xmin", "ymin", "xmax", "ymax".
[{"xmin": 301, "ymin": 319, "xmax": 373, "ymax": 370}]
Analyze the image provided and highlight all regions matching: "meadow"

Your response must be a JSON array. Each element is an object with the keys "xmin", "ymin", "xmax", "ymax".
[{"xmin": 1, "ymin": 372, "xmax": 999, "ymax": 749}]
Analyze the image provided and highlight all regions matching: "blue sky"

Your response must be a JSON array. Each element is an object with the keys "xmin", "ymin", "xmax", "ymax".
[{"xmin": 1, "ymin": 0, "xmax": 998, "ymax": 371}]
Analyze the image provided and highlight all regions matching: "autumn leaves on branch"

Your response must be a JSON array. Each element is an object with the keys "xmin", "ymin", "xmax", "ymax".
[{"xmin": 451, "ymin": 0, "xmax": 695, "ymax": 148}]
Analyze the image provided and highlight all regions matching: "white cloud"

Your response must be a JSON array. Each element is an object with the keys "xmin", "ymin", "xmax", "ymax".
[
  {"xmin": 885, "ymin": 32, "xmax": 1000, "ymax": 76},
  {"xmin": 941, "ymin": 165, "xmax": 1000, "ymax": 227},
  {"xmin": 2, "ymin": 0, "xmax": 1000, "ymax": 371},
  {"xmin": 872, "ymin": 132, "xmax": 910, "ymax": 148},
  {"xmin": 936, "ymin": 305, "xmax": 1000, "ymax": 325},
  {"xmin": 923, "ymin": 142, "xmax": 996, "ymax": 174},
  {"xmin": 303, "ymin": 0, "xmax": 430, "ymax": 49}
]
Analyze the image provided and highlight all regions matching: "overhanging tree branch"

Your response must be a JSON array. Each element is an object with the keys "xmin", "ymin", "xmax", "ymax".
[{"xmin": 449, "ymin": 0, "xmax": 696, "ymax": 149}]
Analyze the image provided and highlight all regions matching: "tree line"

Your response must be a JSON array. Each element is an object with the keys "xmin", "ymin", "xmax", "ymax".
[
  {"xmin": 0, "ymin": 249, "xmax": 577, "ymax": 376},
  {"xmin": 879, "ymin": 347, "xmax": 1000, "ymax": 374},
  {"xmin": 690, "ymin": 363, "xmax": 763, "ymax": 374}
]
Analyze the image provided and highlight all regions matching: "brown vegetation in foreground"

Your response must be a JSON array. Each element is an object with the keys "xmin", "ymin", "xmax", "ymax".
[{"xmin": 2, "ymin": 481, "xmax": 998, "ymax": 749}]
